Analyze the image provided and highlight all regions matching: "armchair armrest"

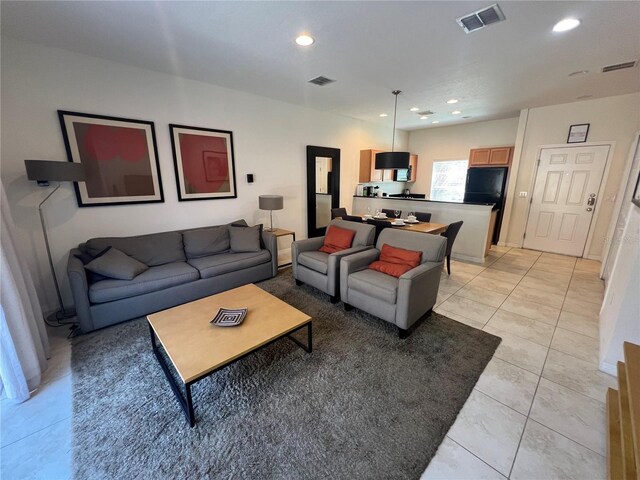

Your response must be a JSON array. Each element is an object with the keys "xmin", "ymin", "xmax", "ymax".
[
  {"xmin": 339, "ymin": 249, "xmax": 380, "ymax": 301},
  {"xmin": 396, "ymin": 261, "xmax": 443, "ymax": 329},
  {"xmin": 67, "ymin": 248, "xmax": 94, "ymax": 333},
  {"xmin": 327, "ymin": 245, "xmax": 373, "ymax": 294},
  {"xmin": 291, "ymin": 236, "xmax": 325, "ymax": 277},
  {"xmin": 261, "ymin": 230, "xmax": 278, "ymax": 277}
]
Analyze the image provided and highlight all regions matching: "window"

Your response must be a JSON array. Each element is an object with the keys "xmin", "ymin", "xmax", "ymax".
[{"xmin": 430, "ymin": 160, "xmax": 468, "ymax": 202}]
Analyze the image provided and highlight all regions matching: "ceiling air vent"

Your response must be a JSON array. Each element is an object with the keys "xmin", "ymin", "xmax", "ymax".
[
  {"xmin": 457, "ymin": 4, "xmax": 506, "ymax": 33},
  {"xmin": 308, "ymin": 75, "xmax": 336, "ymax": 86},
  {"xmin": 417, "ymin": 110, "xmax": 434, "ymax": 116},
  {"xmin": 601, "ymin": 61, "xmax": 637, "ymax": 73}
]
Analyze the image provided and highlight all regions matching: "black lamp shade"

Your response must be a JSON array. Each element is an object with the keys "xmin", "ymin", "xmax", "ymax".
[
  {"xmin": 375, "ymin": 151, "xmax": 410, "ymax": 170},
  {"xmin": 25, "ymin": 160, "xmax": 85, "ymax": 183}
]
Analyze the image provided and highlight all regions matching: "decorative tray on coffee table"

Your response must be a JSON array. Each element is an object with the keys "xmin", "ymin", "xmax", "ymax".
[{"xmin": 210, "ymin": 308, "xmax": 248, "ymax": 327}]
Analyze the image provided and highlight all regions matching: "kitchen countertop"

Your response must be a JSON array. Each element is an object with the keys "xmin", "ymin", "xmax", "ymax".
[{"xmin": 353, "ymin": 195, "xmax": 496, "ymax": 207}]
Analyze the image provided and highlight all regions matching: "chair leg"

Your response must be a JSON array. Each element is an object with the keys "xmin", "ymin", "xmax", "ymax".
[
  {"xmin": 446, "ymin": 255, "xmax": 451, "ymax": 275},
  {"xmin": 344, "ymin": 303, "xmax": 353, "ymax": 312},
  {"xmin": 398, "ymin": 327, "xmax": 409, "ymax": 339},
  {"xmin": 330, "ymin": 295, "xmax": 339, "ymax": 304},
  {"xmin": 295, "ymin": 279, "xmax": 303, "ymax": 286}
]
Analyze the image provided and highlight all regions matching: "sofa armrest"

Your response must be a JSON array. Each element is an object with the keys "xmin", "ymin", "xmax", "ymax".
[
  {"xmin": 327, "ymin": 246, "xmax": 373, "ymax": 294},
  {"xmin": 291, "ymin": 237, "xmax": 325, "ymax": 277},
  {"xmin": 67, "ymin": 249, "xmax": 94, "ymax": 333},
  {"xmin": 396, "ymin": 261, "xmax": 443, "ymax": 329},
  {"xmin": 339, "ymin": 249, "xmax": 380, "ymax": 301},
  {"xmin": 261, "ymin": 230, "xmax": 278, "ymax": 277}
]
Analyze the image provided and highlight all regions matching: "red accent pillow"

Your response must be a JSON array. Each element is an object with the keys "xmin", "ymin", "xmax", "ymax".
[
  {"xmin": 369, "ymin": 260, "xmax": 413, "ymax": 278},
  {"xmin": 368, "ymin": 244, "xmax": 423, "ymax": 278},
  {"xmin": 319, "ymin": 225, "xmax": 356, "ymax": 254}
]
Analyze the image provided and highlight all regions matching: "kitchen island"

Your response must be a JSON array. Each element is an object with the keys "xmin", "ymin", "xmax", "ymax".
[{"xmin": 352, "ymin": 196, "xmax": 497, "ymax": 263}]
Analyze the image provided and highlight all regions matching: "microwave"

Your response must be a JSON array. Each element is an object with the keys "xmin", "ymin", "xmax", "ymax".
[{"xmin": 394, "ymin": 165, "xmax": 412, "ymax": 182}]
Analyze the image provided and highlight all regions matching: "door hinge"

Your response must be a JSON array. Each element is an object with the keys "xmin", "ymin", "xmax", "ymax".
[
  {"xmin": 523, "ymin": 232, "xmax": 527, "ymax": 239},
  {"xmin": 537, "ymin": 158, "xmax": 541, "ymax": 166},
  {"xmin": 530, "ymin": 197, "xmax": 533, "ymax": 204}
]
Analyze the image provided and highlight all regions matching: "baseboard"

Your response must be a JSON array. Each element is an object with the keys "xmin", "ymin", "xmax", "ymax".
[
  {"xmin": 451, "ymin": 253, "xmax": 484, "ymax": 264},
  {"xmin": 599, "ymin": 360, "xmax": 617, "ymax": 377}
]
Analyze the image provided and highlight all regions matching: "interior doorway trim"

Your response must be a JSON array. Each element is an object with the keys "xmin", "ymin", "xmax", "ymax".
[{"xmin": 521, "ymin": 141, "xmax": 616, "ymax": 259}]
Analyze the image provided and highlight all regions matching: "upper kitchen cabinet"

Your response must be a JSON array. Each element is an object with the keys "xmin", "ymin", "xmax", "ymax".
[
  {"xmin": 469, "ymin": 146, "xmax": 514, "ymax": 167},
  {"xmin": 359, "ymin": 149, "xmax": 393, "ymax": 182}
]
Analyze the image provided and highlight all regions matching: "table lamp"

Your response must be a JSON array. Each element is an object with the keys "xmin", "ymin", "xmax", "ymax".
[
  {"xmin": 258, "ymin": 195, "xmax": 283, "ymax": 232},
  {"xmin": 25, "ymin": 160, "xmax": 85, "ymax": 323}
]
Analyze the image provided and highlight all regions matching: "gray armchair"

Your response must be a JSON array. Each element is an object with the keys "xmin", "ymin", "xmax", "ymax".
[
  {"xmin": 340, "ymin": 228, "xmax": 447, "ymax": 338},
  {"xmin": 292, "ymin": 219, "xmax": 375, "ymax": 303}
]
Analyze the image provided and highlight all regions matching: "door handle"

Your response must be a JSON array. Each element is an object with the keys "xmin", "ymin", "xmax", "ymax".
[{"xmin": 587, "ymin": 197, "xmax": 596, "ymax": 206}]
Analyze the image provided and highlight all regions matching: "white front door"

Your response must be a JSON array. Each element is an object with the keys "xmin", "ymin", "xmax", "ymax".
[{"xmin": 523, "ymin": 145, "xmax": 610, "ymax": 257}]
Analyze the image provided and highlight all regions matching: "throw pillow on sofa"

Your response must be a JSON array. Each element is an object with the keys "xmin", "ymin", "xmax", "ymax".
[
  {"xmin": 229, "ymin": 225, "xmax": 262, "ymax": 253},
  {"xmin": 74, "ymin": 246, "xmax": 111, "ymax": 283},
  {"xmin": 369, "ymin": 244, "xmax": 422, "ymax": 278},
  {"xmin": 85, "ymin": 247, "xmax": 149, "ymax": 280},
  {"xmin": 319, "ymin": 225, "xmax": 355, "ymax": 254},
  {"xmin": 183, "ymin": 225, "xmax": 230, "ymax": 258}
]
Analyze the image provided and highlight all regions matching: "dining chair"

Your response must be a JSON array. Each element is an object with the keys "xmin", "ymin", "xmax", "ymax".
[
  {"xmin": 331, "ymin": 207, "xmax": 348, "ymax": 219},
  {"xmin": 414, "ymin": 212, "xmax": 432, "ymax": 222},
  {"xmin": 367, "ymin": 219, "xmax": 392, "ymax": 243},
  {"xmin": 441, "ymin": 221, "xmax": 463, "ymax": 275},
  {"xmin": 342, "ymin": 215, "xmax": 363, "ymax": 223},
  {"xmin": 381, "ymin": 208, "xmax": 399, "ymax": 218}
]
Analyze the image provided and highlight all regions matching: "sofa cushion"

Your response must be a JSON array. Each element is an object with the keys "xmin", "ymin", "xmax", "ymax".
[
  {"xmin": 183, "ymin": 226, "xmax": 230, "ymax": 259},
  {"xmin": 84, "ymin": 231, "xmax": 185, "ymax": 266},
  {"xmin": 229, "ymin": 225, "xmax": 262, "ymax": 253},
  {"xmin": 368, "ymin": 260, "xmax": 412, "ymax": 278},
  {"xmin": 85, "ymin": 247, "xmax": 149, "ymax": 280},
  {"xmin": 88, "ymin": 262, "xmax": 199, "ymax": 304},
  {"xmin": 297, "ymin": 251, "xmax": 329, "ymax": 275},
  {"xmin": 188, "ymin": 250, "xmax": 271, "ymax": 279},
  {"xmin": 319, "ymin": 225, "xmax": 355, "ymax": 254},
  {"xmin": 348, "ymin": 269, "xmax": 399, "ymax": 304}
]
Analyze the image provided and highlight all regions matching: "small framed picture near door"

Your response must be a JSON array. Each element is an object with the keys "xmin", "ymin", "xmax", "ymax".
[
  {"xmin": 169, "ymin": 124, "xmax": 237, "ymax": 201},
  {"xmin": 567, "ymin": 123, "xmax": 590, "ymax": 143},
  {"xmin": 58, "ymin": 111, "xmax": 164, "ymax": 207}
]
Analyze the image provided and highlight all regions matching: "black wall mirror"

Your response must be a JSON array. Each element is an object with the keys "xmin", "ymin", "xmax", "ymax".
[{"xmin": 307, "ymin": 145, "xmax": 340, "ymax": 237}]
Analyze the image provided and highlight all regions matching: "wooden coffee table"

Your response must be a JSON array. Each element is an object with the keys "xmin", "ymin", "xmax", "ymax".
[{"xmin": 147, "ymin": 284, "xmax": 312, "ymax": 427}]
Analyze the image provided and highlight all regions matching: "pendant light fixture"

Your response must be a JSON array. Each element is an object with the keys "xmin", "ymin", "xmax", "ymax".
[{"xmin": 375, "ymin": 90, "xmax": 410, "ymax": 170}]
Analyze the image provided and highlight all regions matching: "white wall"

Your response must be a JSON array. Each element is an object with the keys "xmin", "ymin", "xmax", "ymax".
[
  {"xmin": 505, "ymin": 93, "xmax": 640, "ymax": 258},
  {"xmin": 408, "ymin": 117, "xmax": 520, "ymax": 196},
  {"xmin": 0, "ymin": 37, "xmax": 407, "ymax": 312}
]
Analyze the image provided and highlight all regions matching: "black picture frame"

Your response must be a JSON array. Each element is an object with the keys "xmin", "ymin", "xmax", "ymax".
[
  {"xmin": 632, "ymin": 169, "xmax": 640, "ymax": 208},
  {"xmin": 567, "ymin": 123, "xmax": 590, "ymax": 143},
  {"xmin": 58, "ymin": 110, "xmax": 164, "ymax": 207},
  {"xmin": 169, "ymin": 124, "xmax": 237, "ymax": 201}
]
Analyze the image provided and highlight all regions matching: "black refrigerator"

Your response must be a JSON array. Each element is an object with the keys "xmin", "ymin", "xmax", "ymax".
[{"xmin": 463, "ymin": 167, "xmax": 508, "ymax": 244}]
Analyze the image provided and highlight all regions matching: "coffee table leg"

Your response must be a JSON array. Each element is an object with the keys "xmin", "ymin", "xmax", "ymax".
[
  {"xmin": 286, "ymin": 321, "xmax": 312, "ymax": 353},
  {"xmin": 149, "ymin": 323, "xmax": 196, "ymax": 427}
]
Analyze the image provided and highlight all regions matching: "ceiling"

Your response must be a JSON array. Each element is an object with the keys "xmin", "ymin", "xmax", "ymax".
[{"xmin": 2, "ymin": 1, "xmax": 639, "ymax": 130}]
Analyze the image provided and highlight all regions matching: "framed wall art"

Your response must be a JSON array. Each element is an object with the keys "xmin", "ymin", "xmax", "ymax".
[
  {"xmin": 567, "ymin": 123, "xmax": 590, "ymax": 143},
  {"xmin": 58, "ymin": 110, "xmax": 164, "ymax": 207},
  {"xmin": 169, "ymin": 124, "xmax": 237, "ymax": 201}
]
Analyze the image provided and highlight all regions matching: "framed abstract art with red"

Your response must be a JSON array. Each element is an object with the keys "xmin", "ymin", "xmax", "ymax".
[
  {"xmin": 169, "ymin": 124, "xmax": 237, "ymax": 201},
  {"xmin": 58, "ymin": 110, "xmax": 164, "ymax": 207}
]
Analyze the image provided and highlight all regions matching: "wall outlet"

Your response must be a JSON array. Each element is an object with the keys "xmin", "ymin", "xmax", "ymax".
[{"xmin": 518, "ymin": 191, "xmax": 528, "ymax": 198}]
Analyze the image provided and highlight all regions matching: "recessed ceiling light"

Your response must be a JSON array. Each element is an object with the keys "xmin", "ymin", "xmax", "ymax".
[
  {"xmin": 295, "ymin": 35, "xmax": 314, "ymax": 46},
  {"xmin": 432, "ymin": 120, "xmax": 440, "ymax": 124},
  {"xmin": 451, "ymin": 110, "xmax": 462, "ymax": 115},
  {"xmin": 420, "ymin": 116, "xmax": 429, "ymax": 120},
  {"xmin": 410, "ymin": 107, "xmax": 420, "ymax": 112},
  {"xmin": 569, "ymin": 70, "xmax": 589, "ymax": 77},
  {"xmin": 553, "ymin": 18, "xmax": 580, "ymax": 32},
  {"xmin": 446, "ymin": 99, "xmax": 458, "ymax": 104},
  {"xmin": 379, "ymin": 113, "xmax": 388, "ymax": 117}
]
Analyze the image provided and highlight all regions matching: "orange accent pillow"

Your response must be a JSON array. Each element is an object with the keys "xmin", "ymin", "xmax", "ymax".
[
  {"xmin": 369, "ymin": 244, "xmax": 423, "ymax": 278},
  {"xmin": 369, "ymin": 260, "xmax": 413, "ymax": 278},
  {"xmin": 319, "ymin": 225, "xmax": 356, "ymax": 254}
]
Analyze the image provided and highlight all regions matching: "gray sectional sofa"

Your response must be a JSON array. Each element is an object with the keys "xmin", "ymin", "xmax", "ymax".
[{"xmin": 67, "ymin": 220, "xmax": 277, "ymax": 333}]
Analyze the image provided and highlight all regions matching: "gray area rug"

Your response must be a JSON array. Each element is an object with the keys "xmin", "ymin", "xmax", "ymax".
[{"xmin": 72, "ymin": 269, "xmax": 500, "ymax": 479}]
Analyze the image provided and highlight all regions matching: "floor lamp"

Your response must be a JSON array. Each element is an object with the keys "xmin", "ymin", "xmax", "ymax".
[
  {"xmin": 258, "ymin": 195, "xmax": 283, "ymax": 232},
  {"xmin": 25, "ymin": 160, "xmax": 85, "ymax": 323}
]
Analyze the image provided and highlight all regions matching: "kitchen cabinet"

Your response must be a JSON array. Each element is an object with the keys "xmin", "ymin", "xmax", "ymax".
[
  {"xmin": 469, "ymin": 147, "xmax": 514, "ymax": 167},
  {"xmin": 407, "ymin": 154, "xmax": 418, "ymax": 182},
  {"xmin": 359, "ymin": 149, "xmax": 394, "ymax": 182}
]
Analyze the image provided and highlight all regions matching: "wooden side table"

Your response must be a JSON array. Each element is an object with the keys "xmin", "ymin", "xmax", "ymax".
[{"xmin": 268, "ymin": 228, "xmax": 296, "ymax": 268}]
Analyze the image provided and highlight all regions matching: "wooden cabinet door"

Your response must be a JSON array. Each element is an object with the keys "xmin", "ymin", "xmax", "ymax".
[
  {"xmin": 469, "ymin": 148, "xmax": 491, "ymax": 166},
  {"xmin": 382, "ymin": 169, "xmax": 394, "ymax": 182},
  {"xmin": 369, "ymin": 150, "xmax": 384, "ymax": 182},
  {"xmin": 489, "ymin": 147, "xmax": 512, "ymax": 165},
  {"xmin": 359, "ymin": 150, "xmax": 372, "ymax": 182}
]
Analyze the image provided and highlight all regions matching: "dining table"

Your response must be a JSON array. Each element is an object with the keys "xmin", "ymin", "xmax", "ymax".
[{"xmin": 353, "ymin": 215, "xmax": 448, "ymax": 235}]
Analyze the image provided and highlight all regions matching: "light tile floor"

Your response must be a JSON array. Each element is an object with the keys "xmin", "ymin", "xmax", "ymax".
[{"xmin": 0, "ymin": 247, "xmax": 612, "ymax": 480}]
